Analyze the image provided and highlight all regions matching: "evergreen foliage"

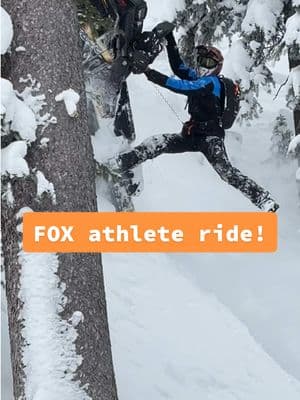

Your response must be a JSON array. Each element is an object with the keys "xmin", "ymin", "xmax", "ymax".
[
  {"xmin": 271, "ymin": 112, "xmax": 293, "ymax": 161},
  {"xmin": 76, "ymin": 0, "xmax": 113, "ymax": 38},
  {"xmin": 175, "ymin": 0, "xmax": 299, "ymax": 124}
]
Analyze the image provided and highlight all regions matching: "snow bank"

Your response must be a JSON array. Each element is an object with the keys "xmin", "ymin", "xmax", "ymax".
[
  {"xmin": 19, "ymin": 249, "xmax": 90, "ymax": 400},
  {"xmin": 1, "ymin": 7, "xmax": 13, "ymax": 54},
  {"xmin": 55, "ymin": 89, "xmax": 80, "ymax": 117}
]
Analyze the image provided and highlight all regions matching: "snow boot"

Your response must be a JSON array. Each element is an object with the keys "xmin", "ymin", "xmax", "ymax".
[{"xmin": 102, "ymin": 154, "xmax": 143, "ymax": 197}]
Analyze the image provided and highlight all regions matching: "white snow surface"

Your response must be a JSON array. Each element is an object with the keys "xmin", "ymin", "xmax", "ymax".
[
  {"xmin": 1, "ymin": 6, "xmax": 13, "ymax": 54},
  {"xmin": 288, "ymin": 65, "xmax": 300, "ymax": 98},
  {"xmin": 36, "ymin": 170, "xmax": 56, "ymax": 202},
  {"xmin": 1, "ymin": 78, "xmax": 15, "ymax": 119},
  {"xmin": 97, "ymin": 67, "xmax": 300, "ymax": 398},
  {"xmin": 241, "ymin": 0, "xmax": 284, "ymax": 39},
  {"xmin": 19, "ymin": 250, "xmax": 90, "ymax": 400},
  {"xmin": 2, "ymin": 182, "xmax": 15, "ymax": 205},
  {"xmin": 223, "ymin": 40, "xmax": 252, "ymax": 90},
  {"xmin": 1, "ymin": 78, "xmax": 37, "ymax": 141},
  {"xmin": 3, "ymin": 1, "xmax": 300, "ymax": 399},
  {"xmin": 142, "ymin": 0, "xmax": 184, "ymax": 30},
  {"xmin": 11, "ymin": 98, "xmax": 37, "ymax": 141},
  {"xmin": 1, "ymin": 141, "xmax": 29, "ymax": 177},
  {"xmin": 284, "ymin": 10, "xmax": 300, "ymax": 46},
  {"xmin": 70, "ymin": 311, "xmax": 84, "ymax": 328},
  {"xmin": 95, "ymin": 3, "xmax": 300, "ymax": 399},
  {"xmin": 104, "ymin": 254, "xmax": 300, "ymax": 400},
  {"xmin": 16, "ymin": 46, "xmax": 26, "ymax": 52},
  {"xmin": 288, "ymin": 134, "xmax": 300, "ymax": 154},
  {"xmin": 55, "ymin": 89, "xmax": 80, "ymax": 117}
]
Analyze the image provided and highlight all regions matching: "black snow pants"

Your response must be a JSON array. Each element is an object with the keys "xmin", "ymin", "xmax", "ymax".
[{"xmin": 118, "ymin": 133, "xmax": 271, "ymax": 208}]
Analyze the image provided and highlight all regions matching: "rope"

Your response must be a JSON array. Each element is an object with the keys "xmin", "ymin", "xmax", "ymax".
[
  {"xmin": 273, "ymin": 75, "xmax": 289, "ymax": 101},
  {"xmin": 151, "ymin": 83, "xmax": 185, "ymax": 125}
]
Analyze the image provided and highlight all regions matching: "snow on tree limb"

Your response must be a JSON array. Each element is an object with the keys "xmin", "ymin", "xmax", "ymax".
[
  {"xmin": 288, "ymin": 134, "xmax": 300, "ymax": 154},
  {"xmin": 1, "ymin": 6, "xmax": 13, "ymax": 54},
  {"xmin": 241, "ymin": 0, "xmax": 284, "ymax": 39},
  {"xmin": 284, "ymin": 10, "xmax": 300, "ymax": 46},
  {"xmin": 288, "ymin": 66, "xmax": 300, "ymax": 98}
]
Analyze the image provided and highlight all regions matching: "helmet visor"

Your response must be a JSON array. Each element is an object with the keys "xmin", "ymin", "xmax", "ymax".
[{"xmin": 197, "ymin": 56, "xmax": 218, "ymax": 69}]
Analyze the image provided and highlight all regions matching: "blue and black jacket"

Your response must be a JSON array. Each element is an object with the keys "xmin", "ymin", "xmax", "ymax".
[{"xmin": 144, "ymin": 33, "xmax": 223, "ymax": 125}]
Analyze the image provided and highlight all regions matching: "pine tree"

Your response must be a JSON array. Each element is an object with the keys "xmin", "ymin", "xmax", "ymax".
[
  {"xmin": 271, "ymin": 112, "xmax": 293, "ymax": 162},
  {"xmin": 175, "ymin": 0, "xmax": 295, "ymax": 123},
  {"xmin": 176, "ymin": 0, "xmax": 243, "ymax": 65},
  {"xmin": 175, "ymin": 0, "xmax": 266, "ymax": 122}
]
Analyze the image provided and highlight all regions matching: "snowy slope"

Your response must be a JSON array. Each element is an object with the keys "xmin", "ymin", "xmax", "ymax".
[
  {"xmin": 2, "ymin": 1, "xmax": 300, "ymax": 399},
  {"xmin": 98, "ymin": 67, "xmax": 300, "ymax": 398},
  {"xmin": 97, "ymin": 2, "xmax": 300, "ymax": 399},
  {"xmin": 104, "ymin": 253, "xmax": 300, "ymax": 400}
]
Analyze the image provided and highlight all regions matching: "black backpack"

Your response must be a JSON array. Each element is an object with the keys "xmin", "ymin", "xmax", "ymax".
[{"xmin": 219, "ymin": 76, "xmax": 241, "ymax": 129}]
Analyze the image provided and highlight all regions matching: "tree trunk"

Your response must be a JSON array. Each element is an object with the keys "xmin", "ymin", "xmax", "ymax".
[
  {"xmin": 288, "ymin": 44, "xmax": 300, "ymax": 137},
  {"xmin": 284, "ymin": 1, "xmax": 300, "ymax": 198},
  {"xmin": 288, "ymin": 33, "xmax": 300, "ymax": 197},
  {"xmin": 1, "ymin": 1, "xmax": 118, "ymax": 399}
]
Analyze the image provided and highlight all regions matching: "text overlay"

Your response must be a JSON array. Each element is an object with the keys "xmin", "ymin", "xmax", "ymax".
[{"xmin": 22, "ymin": 212, "xmax": 277, "ymax": 253}]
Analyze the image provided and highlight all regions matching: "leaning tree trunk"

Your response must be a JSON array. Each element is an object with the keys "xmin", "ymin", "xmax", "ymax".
[
  {"xmin": 1, "ymin": 1, "xmax": 118, "ymax": 399},
  {"xmin": 288, "ymin": 42, "xmax": 300, "ymax": 150},
  {"xmin": 288, "ymin": 42, "xmax": 300, "ymax": 198},
  {"xmin": 285, "ymin": 1, "xmax": 300, "ymax": 197}
]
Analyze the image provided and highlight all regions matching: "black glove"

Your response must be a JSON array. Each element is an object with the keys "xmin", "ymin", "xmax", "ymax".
[
  {"xmin": 130, "ymin": 50, "xmax": 152, "ymax": 74},
  {"xmin": 134, "ymin": 32, "xmax": 159, "ymax": 52},
  {"xmin": 153, "ymin": 21, "xmax": 175, "ymax": 40}
]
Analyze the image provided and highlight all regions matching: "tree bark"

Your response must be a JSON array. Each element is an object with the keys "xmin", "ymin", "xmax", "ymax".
[
  {"xmin": 285, "ymin": 1, "xmax": 300, "ymax": 147},
  {"xmin": 1, "ymin": 1, "xmax": 118, "ymax": 399}
]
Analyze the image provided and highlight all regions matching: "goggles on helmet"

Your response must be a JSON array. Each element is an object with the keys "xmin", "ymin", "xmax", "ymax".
[
  {"xmin": 197, "ymin": 56, "xmax": 218, "ymax": 69},
  {"xmin": 195, "ymin": 45, "xmax": 221, "ymax": 69}
]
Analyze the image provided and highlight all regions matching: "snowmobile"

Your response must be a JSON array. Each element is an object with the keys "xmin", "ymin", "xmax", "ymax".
[{"xmin": 82, "ymin": 0, "xmax": 174, "ymax": 211}]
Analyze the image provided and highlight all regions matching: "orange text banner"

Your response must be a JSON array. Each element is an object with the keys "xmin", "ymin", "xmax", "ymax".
[{"xmin": 23, "ymin": 212, "xmax": 277, "ymax": 253}]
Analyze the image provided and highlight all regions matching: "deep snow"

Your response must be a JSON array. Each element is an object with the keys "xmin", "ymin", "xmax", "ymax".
[
  {"xmin": 98, "ymin": 1, "xmax": 300, "ymax": 397},
  {"xmin": 97, "ymin": 53, "xmax": 300, "ymax": 398},
  {"xmin": 2, "ymin": 1, "xmax": 300, "ymax": 399}
]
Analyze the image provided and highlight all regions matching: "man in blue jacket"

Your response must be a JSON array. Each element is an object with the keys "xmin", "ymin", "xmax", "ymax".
[{"xmin": 106, "ymin": 27, "xmax": 279, "ymax": 212}]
